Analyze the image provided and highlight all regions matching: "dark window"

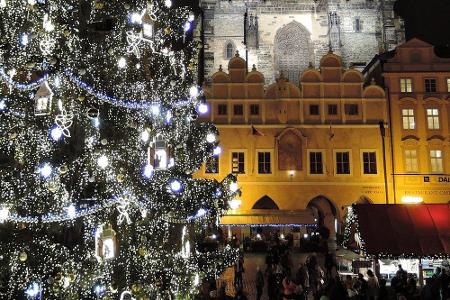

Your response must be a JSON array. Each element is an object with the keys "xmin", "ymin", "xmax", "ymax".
[
  {"xmin": 226, "ymin": 43, "xmax": 234, "ymax": 59},
  {"xmin": 231, "ymin": 152, "xmax": 245, "ymax": 174},
  {"xmin": 233, "ymin": 104, "xmax": 243, "ymax": 115},
  {"xmin": 344, "ymin": 104, "xmax": 359, "ymax": 115},
  {"xmin": 363, "ymin": 152, "xmax": 377, "ymax": 174},
  {"xmin": 328, "ymin": 104, "xmax": 338, "ymax": 115},
  {"xmin": 218, "ymin": 104, "xmax": 227, "ymax": 115},
  {"xmin": 250, "ymin": 104, "xmax": 260, "ymax": 115},
  {"xmin": 355, "ymin": 18, "xmax": 361, "ymax": 32},
  {"xmin": 309, "ymin": 152, "xmax": 323, "ymax": 174},
  {"xmin": 425, "ymin": 78, "xmax": 437, "ymax": 93},
  {"xmin": 205, "ymin": 156, "xmax": 219, "ymax": 174},
  {"xmin": 309, "ymin": 105, "xmax": 320, "ymax": 116},
  {"xmin": 258, "ymin": 152, "xmax": 271, "ymax": 174},
  {"xmin": 336, "ymin": 151, "xmax": 350, "ymax": 174}
]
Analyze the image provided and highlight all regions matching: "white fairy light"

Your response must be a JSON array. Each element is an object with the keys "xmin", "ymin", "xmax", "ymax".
[
  {"xmin": 143, "ymin": 164, "xmax": 154, "ymax": 179},
  {"xmin": 50, "ymin": 127, "xmax": 63, "ymax": 141},
  {"xmin": 189, "ymin": 86, "xmax": 198, "ymax": 98},
  {"xmin": 230, "ymin": 182, "xmax": 238, "ymax": 192},
  {"xmin": 39, "ymin": 163, "xmax": 52, "ymax": 178},
  {"xmin": 183, "ymin": 22, "xmax": 191, "ymax": 32},
  {"xmin": 27, "ymin": 0, "xmax": 36, "ymax": 5},
  {"xmin": 198, "ymin": 103, "xmax": 208, "ymax": 114},
  {"xmin": 151, "ymin": 104, "xmax": 160, "ymax": 116},
  {"xmin": 66, "ymin": 204, "xmax": 76, "ymax": 218},
  {"xmin": 196, "ymin": 208, "xmax": 207, "ymax": 218},
  {"xmin": 0, "ymin": 0, "xmax": 6, "ymax": 8},
  {"xmin": 0, "ymin": 207, "xmax": 9, "ymax": 223},
  {"xmin": 165, "ymin": 0, "xmax": 172, "ymax": 8},
  {"xmin": 228, "ymin": 199, "xmax": 242, "ymax": 210},
  {"xmin": 43, "ymin": 14, "xmax": 55, "ymax": 32},
  {"xmin": 141, "ymin": 130, "xmax": 150, "ymax": 142},
  {"xmin": 188, "ymin": 12, "xmax": 195, "ymax": 22},
  {"xmin": 97, "ymin": 155, "xmax": 109, "ymax": 169},
  {"xmin": 118, "ymin": 57, "xmax": 127, "ymax": 69},
  {"xmin": 25, "ymin": 282, "xmax": 41, "ymax": 298},
  {"xmin": 20, "ymin": 33, "xmax": 29, "ymax": 46},
  {"xmin": 170, "ymin": 180, "xmax": 182, "ymax": 192},
  {"xmin": 0, "ymin": 100, "xmax": 6, "ymax": 111},
  {"xmin": 206, "ymin": 133, "xmax": 216, "ymax": 143},
  {"xmin": 213, "ymin": 146, "xmax": 222, "ymax": 156},
  {"xmin": 129, "ymin": 12, "xmax": 143, "ymax": 24}
]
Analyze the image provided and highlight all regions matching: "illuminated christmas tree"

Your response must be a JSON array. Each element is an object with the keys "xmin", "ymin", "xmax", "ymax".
[{"xmin": 0, "ymin": 0, "xmax": 238, "ymax": 299}]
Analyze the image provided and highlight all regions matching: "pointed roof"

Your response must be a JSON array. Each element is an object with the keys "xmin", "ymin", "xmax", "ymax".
[{"xmin": 397, "ymin": 38, "xmax": 433, "ymax": 49}]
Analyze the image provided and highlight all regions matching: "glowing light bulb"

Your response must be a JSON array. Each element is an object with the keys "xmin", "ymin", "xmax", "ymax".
[
  {"xmin": 151, "ymin": 104, "xmax": 160, "ymax": 116},
  {"xmin": 189, "ymin": 86, "xmax": 198, "ymax": 98},
  {"xmin": 170, "ymin": 180, "xmax": 182, "ymax": 192},
  {"xmin": 118, "ymin": 57, "xmax": 127, "ymax": 69},
  {"xmin": 27, "ymin": 0, "xmax": 36, "ymax": 5},
  {"xmin": 0, "ymin": 207, "xmax": 9, "ymax": 223},
  {"xmin": 143, "ymin": 164, "xmax": 154, "ymax": 179},
  {"xmin": 198, "ymin": 103, "xmax": 208, "ymax": 114},
  {"xmin": 213, "ymin": 146, "xmax": 222, "ymax": 156},
  {"xmin": 206, "ymin": 133, "xmax": 216, "ymax": 143},
  {"xmin": 0, "ymin": 0, "xmax": 6, "ymax": 8},
  {"xmin": 97, "ymin": 155, "xmax": 109, "ymax": 169},
  {"xmin": 228, "ymin": 199, "xmax": 242, "ymax": 210},
  {"xmin": 183, "ymin": 22, "xmax": 191, "ymax": 32},
  {"xmin": 43, "ymin": 14, "xmax": 55, "ymax": 32},
  {"xmin": 230, "ymin": 182, "xmax": 238, "ymax": 192},
  {"xmin": 165, "ymin": 0, "xmax": 172, "ymax": 8},
  {"xmin": 141, "ymin": 130, "xmax": 150, "ymax": 142},
  {"xmin": 25, "ymin": 282, "xmax": 41, "ymax": 298},
  {"xmin": 0, "ymin": 100, "xmax": 6, "ymax": 111},
  {"xmin": 20, "ymin": 33, "xmax": 29, "ymax": 46},
  {"xmin": 66, "ymin": 204, "xmax": 76, "ymax": 218},
  {"xmin": 40, "ymin": 163, "xmax": 52, "ymax": 178},
  {"xmin": 188, "ymin": 12, "xmax": 195, "ymax": 22},
  {"xmin": 129, "ymin": 12, "xmax": 142, "ymax": 24},
  {"xmin": 50, "ymin": 127, "xmax": 63, "ymax": 141},
  {"xmin": 196, "ymin": 208, "xmax": 207, "ymax": 218}
]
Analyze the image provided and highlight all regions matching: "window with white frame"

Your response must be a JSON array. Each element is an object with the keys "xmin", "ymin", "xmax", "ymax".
[
  {"xmin": 400, "ymin": 78, "xmax": 413, "ymax": 93},
  {"xmin": 426, "ymin": 108, "xmax": 440, "ymax": 130},
  {"xmin": 309, "ymin": 151, "xmax": 324, "ymax": 174},
  {"xmin": 404, "ymin": 149, "xmax": 418, "ymax": 173},
  {"xmin": 362, "ymin": 151, "xmax": 377, "ymax": 174},
  {"xmin": 430, "ymin": 150, "xmax": 443, "ymax": 173},
  {"xmin": 335, "ymin": 151, "xmax": 351, "ymax": 174},
  {"xmin": 257, "ymin": 152, "xmax": 271, "ymax": 174},
  {"xmin": 205, "ymin": 156, "xmax": 219, "ymax": 174},
  {"xmin": 402, "ymin": 109, "xmax": 415, "ymax": 130},
  {"xmin": 231, "ymin": 152, "xmax": 245, "ymax": 174}
]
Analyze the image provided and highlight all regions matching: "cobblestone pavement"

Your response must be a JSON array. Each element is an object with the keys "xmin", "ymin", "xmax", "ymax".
[{"xmin": 218, "ymin": 252, "xmax": 323, "ymax": 300}]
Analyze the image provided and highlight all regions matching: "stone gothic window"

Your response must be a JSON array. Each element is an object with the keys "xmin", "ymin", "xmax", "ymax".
[
  {"xmin": 274, "ymin": 21, "xmax": 312, "ymax": 85},
  {"xmin": 225, "ymin": 42, "xmax": 234, "ymax": 60}
]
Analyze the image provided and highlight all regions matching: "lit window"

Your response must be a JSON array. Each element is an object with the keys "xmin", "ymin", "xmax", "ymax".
[
  {"xmin": 425, "ymin": 78, "xmax": 437, "ymax": 93},
  {"xmin": 400, "ymin": 78, "xmax": 412, "ymax": 93},
  {"xmin": 231, "ymin": 152, "xmax": 245, "ymax": 174},
  {"xmin": 309, "ymin": 152, "xmax": 323, "ymax": 174},
  {"xmin": 344, "ymin": 104, "xmax": 358, "ymax": 115},
  {"xmin": 447, "ymin": 78, "xmax": 450, "ymax": 92},
  {"xmin": 257, "ymin": 152, "xmax": 271, "ymax": 174},
  {"xmin": 336, "ymin": 151, "xmax": 350, "ymax": 174},
  {"xmin": 250, "ymin": 104, "xmax": 260, "ymax": 115},
  {"xmin": 404, "ymin": 149, "xmax": 418, "ymax": 173},
  {"xmin": 328, "ymin": 104, "xmax": 338, "ymax": 115},
  {"xmin": 218, "ymin": 104, "xmax": 227, "ymax": 115},
  {"xmin": 402, "ymin": 109, "xmax": 415, "ymax": 130},
  {"xmin": 426, "ymin": 108, "xmax": 440, "ymax": 130},
  {"xmin": 363, "ymin": 152, "xmax": 377, "ymax": 174},
  {"xmin": 226, "ymin": 43, "xmax": 234, "ymax": 59},
  {"xmin": 205, "ymin": 156, "xmax": 219, "ymax": 174},
  {"xmin": 233, "ymin": 104, "xmax": 243, "ymax": 116},
  {"xmin": 430, "ymin": 150, "xmax": 443, "ymax": 173},
  {"xmin": 309, "ymin": 104, "xmax": 319, "ymax": 116}
]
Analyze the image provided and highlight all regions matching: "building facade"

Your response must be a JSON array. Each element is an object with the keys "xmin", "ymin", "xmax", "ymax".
[
  {"xmin": 200, "ymin": 0, "xmax": 405, "ymax": 84},
  {"xmin": 380, "ymin": 38, "xmax": 450, "ymax": 204},
  {"xmin": 199, "ymin": 51, "xmax": 389, "ymax": 240}
]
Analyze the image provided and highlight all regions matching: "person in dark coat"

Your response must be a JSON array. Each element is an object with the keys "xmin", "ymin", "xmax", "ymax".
[
  {"xmin": 267, "ymin": 266, "xmax": 278, "ymax": 300},
  {"xmin": 256, "ymin": 266, "xmax": 264, "ymax": 300}
]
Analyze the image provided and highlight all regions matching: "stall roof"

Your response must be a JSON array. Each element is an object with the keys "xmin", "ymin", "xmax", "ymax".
[
  {"xmin": 351, "ymin": 204, "xmax": 450, "ymax": 258},
  {"xmin": 220, "ymin": 209, "xmax": 318, "ymax": 227}
]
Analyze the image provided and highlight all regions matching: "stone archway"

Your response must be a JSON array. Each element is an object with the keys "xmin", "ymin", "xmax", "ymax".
[
  {"xmin": 274, "ymin": 21, "xmax": 313, "ymax": 85},
  {"xmin": 252, "ymin": 195, "xmax": 279, "ymax": 210},
  {"xmin": 307, "ymin": 195, "xmax": 339, "ymax": 252}
]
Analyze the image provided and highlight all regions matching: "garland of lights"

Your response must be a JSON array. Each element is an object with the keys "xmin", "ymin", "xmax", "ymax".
[{"xmin": 0, "ymin": 0, "xmax": 239, "ymax": 298}]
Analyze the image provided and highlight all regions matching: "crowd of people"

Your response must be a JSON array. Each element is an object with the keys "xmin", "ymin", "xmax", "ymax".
[{"xmin": 223, "ymin": 252, "xmax": 449, "ymax": 300}]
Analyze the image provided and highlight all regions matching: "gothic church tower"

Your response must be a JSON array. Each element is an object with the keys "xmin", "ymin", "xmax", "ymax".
[{"xmin": 200, "ymin": 0, "xmax": 404, "ymax": 84}]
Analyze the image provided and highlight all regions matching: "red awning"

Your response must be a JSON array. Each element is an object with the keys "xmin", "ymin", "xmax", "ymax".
[{"xmin": 351, "ymin": 204, "xmax": 450, "ymax": 257}]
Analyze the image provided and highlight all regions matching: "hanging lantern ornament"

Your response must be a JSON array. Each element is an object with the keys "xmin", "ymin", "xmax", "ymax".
[
  {"xmin": 141, "ymin": 4, "xmax": 157, "ymax": 41},
  {"xmin": 95, "ymin": 224, "xmax": 117, "ymax": 261},
  {"xmin": 34, "ymin": 81, "xmax": 53, "ymax": 116}
]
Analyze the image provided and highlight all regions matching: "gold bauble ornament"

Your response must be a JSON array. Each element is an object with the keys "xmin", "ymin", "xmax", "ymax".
[
  {"xmin": 48, "ymin": 181, "xmax": 58, "ymax": 192},
  {"xmin": 68, "ymin": 273, "xmax": 76, "ymax": 283},
  {"xmin": 94, "ymin": 1, "xmax": 104, "ymax": 9},
  {"xmin": 9, "ymin": 132, "xmax": 17, "ymax": 139},
  {"xmin": 131, "ymin": 283, "xmax": 142, "ymax": 293},
  {"xmin": 101, "ymin": 139, "xmax": 108, "ymax": 145},
  {"xmin": 52, "ymin": 285, "xmax": 60, "ymax": 292},
  {"xmin": 19, "ymin": 251, "xmax": 27, "ymax": 262},
  {"xmin": 124, "ymin": 3, "xmax": 131, "ymax": 9},
  {"xmin": 138, "ymin": 247, "xmax": 147, "ymax": 257},
  {"xmin": 77, "ymin": 96, "xmax": 85, "ymax": 102},
  {"xmin": 26, "ymin": 62, "xmax": 36, "ymax": 69},
  {"xmin": 108, "ymin": 48, "xmax": 114, "ymax": 55},
  {"xmin": 116, "ymin": 174, "xmax": 125, "ymax": 183},
  {"xmin": 54, "ymin": 272, "xmax": 62, "ymax": 282},
  {"xmin": 109, "ymin": 283, "xmax": 118, "ymax": 293},
  {"xmin": 59, "ymin": 165, "xmax": 69, "ymax": 175},
  {"xmin": 164, "ymin": 27, "xmax": 172, "ymax": 35},
  {"xmin": 63, "ymin": 29, "xmax": 70, "ymax": 37}
]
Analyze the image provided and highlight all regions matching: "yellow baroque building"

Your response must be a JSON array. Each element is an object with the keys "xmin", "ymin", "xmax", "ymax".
[{"xmin": 198, "ymin": 51, "xmax": 390, "ymax": 242}]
